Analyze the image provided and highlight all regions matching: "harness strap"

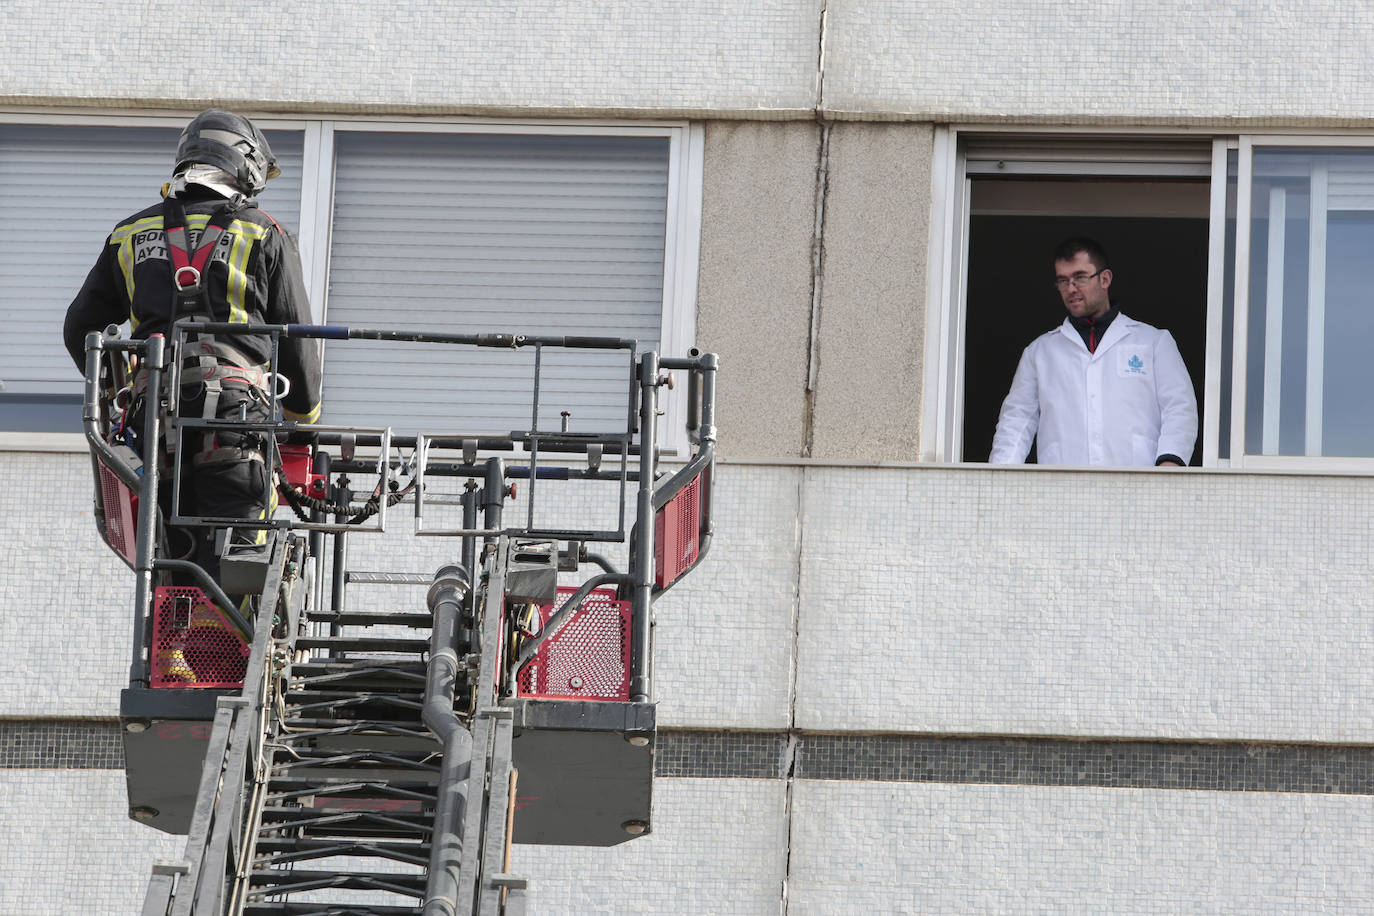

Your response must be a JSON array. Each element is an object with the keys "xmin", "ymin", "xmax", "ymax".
[{"xmin": 162, "ymin": 196, "xmax": 242, "ymax": 319}]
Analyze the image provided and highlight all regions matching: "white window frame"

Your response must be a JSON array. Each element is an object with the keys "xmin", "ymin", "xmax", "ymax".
[
  {"xmin": 0, "ymin": 110, "xmax": 703, "ymax": 455},
  {"xmin": 924, "ymin": 124, "xmax": 1374, "ymax": 473},
  {"xmin": 1227, "ymin": 134, "xmax": 1374, "ymax": 472}
]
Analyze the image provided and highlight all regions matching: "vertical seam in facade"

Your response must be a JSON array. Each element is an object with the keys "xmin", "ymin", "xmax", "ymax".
[
  {"xmin": 804, "ymin": 122, "xmax": 830, "ymax": 460},
  {"xmin": 781, "ymin": 466, "xmax": 808, "ymax": 916},
  {"xmin": 802, "ymin": 0, "xmax": 829, "ymax": 460},
  {"xmin": 788, "ymin": 9, "xmax": 826, "ymax": 909}
]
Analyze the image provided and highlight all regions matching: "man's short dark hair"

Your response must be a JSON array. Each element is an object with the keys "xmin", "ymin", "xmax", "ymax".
[{"xmin": 1053, "ymin": 237, "xmax": 1110, "ymax": 272}]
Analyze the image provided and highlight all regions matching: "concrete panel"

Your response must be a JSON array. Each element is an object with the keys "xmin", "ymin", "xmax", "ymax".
[
  {"xmin": 822, "ymin": 1, "xmax": 1374, "ymax": 126},
  {"xmin": 0, "ymin": 453, "xmax": 132, "ymax": 718},
  {"xmin": 795, "ymin": 465, "xmax": 1374, "ymax": 742},
  {"xmin": 0, "ymin": 452, "xmax": 796, "ymax": 730},
  {"xmin": 0, "ymin": 770, "xmax": 184, "ymax": 914},
  {"xmin": 789, "ymin": 780, "xmax": 1374, "ymax": 914},
  {"xmin": 695, "ymin": 121, "xmax": 820, "ymax": 459},
  {"xmin": 3, "ymin": 1, "xmax": 821, "ymax": 118},
  {"xmin": 809, "ymin": 122, "xmax": 931, "ymax": 461},
  {"xmin": 652, "ymin": 465, "xmax": 799, "ymax": 730},
  {"xmin": 514, "ymin": 777, "xmax": 787, "ymax": 915}
]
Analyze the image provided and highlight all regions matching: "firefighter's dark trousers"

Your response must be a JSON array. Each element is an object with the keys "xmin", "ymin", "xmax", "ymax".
[{"xmin": 161, "ymin": 382, "xmax": 273, "ymax": 601}]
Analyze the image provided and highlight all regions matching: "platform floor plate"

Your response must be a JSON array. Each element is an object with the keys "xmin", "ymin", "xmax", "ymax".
[{"xmin": 509, "ymin": 698, "xmax": 655, "ymax": 847}]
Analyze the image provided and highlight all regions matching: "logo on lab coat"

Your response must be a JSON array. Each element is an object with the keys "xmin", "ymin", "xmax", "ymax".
[{"xmin": 1118, "ymin": 352, "xmax": 1150, "ymax": 378}]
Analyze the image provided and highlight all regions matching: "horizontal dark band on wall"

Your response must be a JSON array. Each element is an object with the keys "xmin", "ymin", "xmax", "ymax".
[
  {"xmin": 655, "ymin": 729, "xmax": 788, "ymax": 779},
  {"xmin": 7, "ymin": 721, "xmax": 1373, "ymax": 795},
  {"xmin": 796, "ymin": 734, "xmax": 1374, "ymax": 794},
  {"xmin": 2, "ymin": 720, "xmax": 124, "ymax": 769},
  {"xmin": 657, "ymin": 731, "xmax": 1374, "ymax": 794}
]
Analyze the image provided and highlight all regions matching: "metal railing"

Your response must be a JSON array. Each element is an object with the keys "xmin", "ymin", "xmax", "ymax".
[{"xmin": 85, "ymin": 323, "xmax": 718, "ymax": 914}]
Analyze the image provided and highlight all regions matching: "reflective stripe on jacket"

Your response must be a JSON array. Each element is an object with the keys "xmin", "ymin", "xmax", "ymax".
[{"xmin": 65, "ymin": 189, "xmax": 322, "ymax": 424}]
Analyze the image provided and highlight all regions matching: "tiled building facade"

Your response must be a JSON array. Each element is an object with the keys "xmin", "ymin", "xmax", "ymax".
[{"xmin": 4, "ymin": 3, "xmax": 1373, "ymax": 912}]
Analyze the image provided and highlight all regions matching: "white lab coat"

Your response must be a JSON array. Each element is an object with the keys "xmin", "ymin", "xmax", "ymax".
[{"xmin": 989, "ymin": 313, "xmax": 1198, "ymax": 466}]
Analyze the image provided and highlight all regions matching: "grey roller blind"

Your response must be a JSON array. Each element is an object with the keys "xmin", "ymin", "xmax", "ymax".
[
  {"xmin": 0, "ymin": 125, "xmax": 177, "ymax": 399},
  {"xmin": 0, "ymin": 123, "xmax": 301, "ymax": 429},
  {"xmin": 964, "ymin": 136, "xmax": 1213, "ymax": 177},
  {"xmin": 322, "ymin": 131, "xmax": 669, "ymax": 436}
]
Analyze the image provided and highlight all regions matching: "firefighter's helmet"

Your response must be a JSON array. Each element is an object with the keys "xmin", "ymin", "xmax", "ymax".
[{"xmin": 173, "ymin": 109, "xmax": 280, "ymax": 196}]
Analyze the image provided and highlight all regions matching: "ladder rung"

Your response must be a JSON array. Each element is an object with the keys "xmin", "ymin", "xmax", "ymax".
[
  {"xmin": 296, "ymin": 636, "xmax": 431, "ymax": 653},
  {"xmin": 248, "ymin": 868, "xmax": 426, "ymax": 890},
  {"xmin": 243, "ymin": 903, "xmax": 423, "ymax": 915},
  {"xmin": 344, "ymin": 571, "xmax": 436, "ymax": 585},
  {"xmin": 307, "ymin": 611, "xmax": 436, "ymax": 628}
]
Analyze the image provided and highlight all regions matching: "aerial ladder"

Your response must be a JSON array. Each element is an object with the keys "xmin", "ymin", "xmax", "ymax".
[{"xmin": 82, "ymin": 319, "xmax": 718, "ymax": 914}]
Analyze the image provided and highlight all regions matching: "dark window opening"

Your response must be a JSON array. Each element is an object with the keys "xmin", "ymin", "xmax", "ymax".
[{"xmin": 961, "ymin": 177, "xmax": 1210, "ymax": 465}]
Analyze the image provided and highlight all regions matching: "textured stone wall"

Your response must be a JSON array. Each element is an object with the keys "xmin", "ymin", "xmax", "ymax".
[
  {"xmin": 8, "ymin": 1, "xmax": 1374, "ymax": 123},
  {"xmin": 4, "ymin": 453, "xmax": 1372, "ymax": 910}
]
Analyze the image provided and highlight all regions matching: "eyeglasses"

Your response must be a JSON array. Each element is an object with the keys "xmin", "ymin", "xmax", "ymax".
[{"xmin": 1053, "ymin": 269, "xmax": 1104, "ymax": 291}]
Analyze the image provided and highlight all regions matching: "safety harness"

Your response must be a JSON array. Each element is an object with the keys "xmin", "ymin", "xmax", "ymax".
[
  {"xmin": 163, "ymin": 194, "xmax": 238, "ymax": 312},
  {"xmin": 128, "ymin": 196, "xmax": 275, "ymax": 466}
]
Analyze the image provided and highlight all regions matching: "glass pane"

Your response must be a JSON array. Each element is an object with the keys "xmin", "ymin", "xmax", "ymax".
[{"xmin": 1245, "ymin": 147, "xmax": 1374, "ymax": 457}]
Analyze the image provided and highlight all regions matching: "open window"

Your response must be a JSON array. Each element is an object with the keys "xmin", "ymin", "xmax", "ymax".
[{"xmin": 926, "ymin": 129, "xmax": 1374, "ymax": 471}]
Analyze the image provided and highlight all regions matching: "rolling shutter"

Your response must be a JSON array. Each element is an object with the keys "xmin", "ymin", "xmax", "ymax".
[
  {"xmin": 964, "ymin": 136, "xmax": 1213, "ymax": 177},
  {"xmin": 0, "ymin": 123, "xmax": 301, "ymax": 430},
  {"xmin": 321, "ymin": 131, "xmax": 669, "ymax": 436}
]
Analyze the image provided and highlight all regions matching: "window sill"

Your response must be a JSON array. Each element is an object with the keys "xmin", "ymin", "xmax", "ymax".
[{"xmin": 0, "ymin": 432, "xmax": 88, "ymax": 453}]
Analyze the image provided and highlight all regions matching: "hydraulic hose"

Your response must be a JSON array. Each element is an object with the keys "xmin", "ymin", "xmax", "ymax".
[{"xmin": 423, "ymin": 565, "xmax": 473, "ymax": 916}]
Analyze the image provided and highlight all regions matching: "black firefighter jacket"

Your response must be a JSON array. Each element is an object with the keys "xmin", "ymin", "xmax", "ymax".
[{"xmin": 64, "ymin": 188, "xmax": 323, "ymax": 423}]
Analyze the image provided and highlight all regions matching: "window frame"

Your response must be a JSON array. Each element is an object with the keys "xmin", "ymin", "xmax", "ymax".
[
  {"xmin": 924, "ymin": 124, "xmax": 1374, "ymax": 472},
  {"xmin": 1227, "ymin": 134, "xmax": 1374, "ymax": 472},
  {"xmin": 0, "ymin": 110, "xmax": 703, "ymax": 455}
]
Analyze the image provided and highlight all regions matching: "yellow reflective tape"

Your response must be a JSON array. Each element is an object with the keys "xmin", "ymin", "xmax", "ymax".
[
  {"xmin": 108, "ymin": 213, "xmax": 270, "ymax": 330},
  {"xmin": 223, "ymin": 220, "xmax": 268, "ymax": 324},
  {"xmin": 112, "ymin": 216, "xmax": 166, "ymax": 329},
  {"xmin": 117, "ymin": 241, "xmax": 137, "ymax": 330},
  {"xmin": 282, "ymin": 402, "xmax": 322, "ymax": 425}
]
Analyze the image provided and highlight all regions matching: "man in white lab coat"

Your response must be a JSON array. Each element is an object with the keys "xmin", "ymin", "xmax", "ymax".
[{"xmin": 989, "ymin": 237, "xmax": 1197, "ymax": 467}]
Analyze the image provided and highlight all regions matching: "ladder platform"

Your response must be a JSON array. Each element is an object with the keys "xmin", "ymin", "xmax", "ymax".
[
  {"xmin": 508, "ymin": 697, "xmax": 657, "ymax": 847},
  {"xmin": 257, "ymin": 805, "xmax": 433, "ymax": 832},
  {"xmin": 287, "ymin": 660, "xmax": 427, "ymax": 682},
  {"xmin": 252, "ymin": 837, "xmax": 431, "ymax": 865},
  {"xmin": 119, "ymin": 686, "xmax": 239, "ymax": 835}
]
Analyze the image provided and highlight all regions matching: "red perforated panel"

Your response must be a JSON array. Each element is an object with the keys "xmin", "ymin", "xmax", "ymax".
[
  {"xmin": 654, "ymin": 468, "xmax": 704, "ymax": 589},
  {"xmin": 517, "ymin": 587, "xmax": 630, "ymax": 701},
  {"xmin": 150, "ymin": 587, "xmax": 249, "ymax": 689},
  {"xmin": 97, "ymin": 462, "xmax": 138, "ymax": 567}
]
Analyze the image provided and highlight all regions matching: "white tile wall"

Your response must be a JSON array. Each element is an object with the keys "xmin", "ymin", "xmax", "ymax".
[
  {"xmin": 0, "ymin": 454, "xmax": 802, "ymax": 729},
  {"xmin": 9, "ymin": 2, "xmax": 1374, "ymax": 122},
  {"xmin": 823, "ymin": 1, "xmax": 1374, "ymax": 124},
  {"xmin": 6, "ymin": 454, "xmax": 1374, "ymax": 743},
  {"xmin": 0, "ymin": 770, "xmax": 184, "ymax": 915},
  {"xmin": 514, "ymin": 777, "xmax": 788, "ymax": 915},
  {"xmin": 0, "ymin": 454, "xmax": 133, "ymax": 718},
  {"xmin": 788, "ymin": 780, "xmax": 1374, "ymax": 914},
  {"xmin": 3, "ymin": 449, "xmax": 1373, "ymax": 916},
  {"xmin": 3, "ymin": 1, "xmax": 821, "ymax": 116},
  {"xmin": 795, "ymin": 466, "xmax": 1374, "ymax": 742}
]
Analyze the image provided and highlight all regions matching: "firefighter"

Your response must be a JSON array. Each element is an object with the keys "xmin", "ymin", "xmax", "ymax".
[{"xmin": 63, "ymin": 109, "xmax": 323, "ymax": 636}]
